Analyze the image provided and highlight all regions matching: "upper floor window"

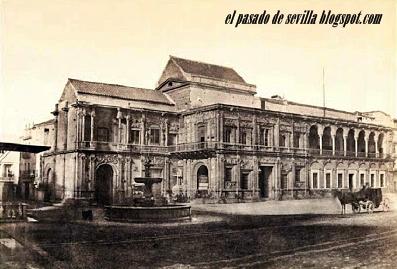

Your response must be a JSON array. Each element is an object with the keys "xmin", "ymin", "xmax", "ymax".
[
  {"xmin": 130, "ymin": 129, "xmax": 140, "ymax": 144},
  {"xmin": 97, "ymin": 127, "xmax": 109, "ymax": 142},
  {"xmin": 279, "ymin": 134, "xmax": 286, "ymax": 147},
  {"xmin": 168, "ymin": 134, "xmax": 177, "ymax": 146},
  {"xmin": 241, "ymin": 131, "xmax": 247, "ymax": 145},
  {"xmin": 293, "ymin": 133, "xmax": 300, "ymax": 148},
  {"xmin": 224, "ymin": 128, "xmax": 232, "ymax": 143},
  {"xmin": 259, "ymin": 128, "xmax": 270, "ymax": 146},
  {"xmin": 149, "ymin": 128, "xmax": 160, "ymax": 145}
]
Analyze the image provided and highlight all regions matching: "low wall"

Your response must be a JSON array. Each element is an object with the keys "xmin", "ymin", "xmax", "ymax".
[{"xmin": 104, "ymin": 204, "xmax": 191, "ymax": 222}]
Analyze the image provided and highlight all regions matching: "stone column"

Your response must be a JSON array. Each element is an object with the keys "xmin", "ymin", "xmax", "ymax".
[
  {"xmin": 365, "ymin": 135, "xmax": 369, "ymax": 158},
  {"xmin": 252, "ymin": 116, "xmax": 257, "ymax": 146},
  {"xmin": 125, "ymin": 114, "xmax": 130, "ymax": 144},
  {"xmin": 51, "ymin": 104, "xmax": 59, "ymax": 151},
  {"xmin": 219, "ymin": 111, "xmax": 224, "ymax": 146},
  {"xmin": 90, "ymin": 110, "xmax": 95, "ymax": 143},
  {"xmin": 290, "ymin": 121, "xmax": 294, "ymax": 150},
  {"xmin": 236, "ymin": 115, "xmax": 240, "ymax": 144},
  {"xmin": 274, "ymin": 118, "xmax": 280, "ymax": 148},
  {"xmin": 236, "ymin": 157, "xmax": 241, "ymax": 194},
  {"xmin": 141, "ymin": 114, "xmax": 146, "ymax": 145},
  {"xmin": 330, "ymin": 127, "xmax": 336, "ymax": 156},
  {"xmin": 318, "ymin": 126, "xmax": 324, "ymax": 155},
  {"xmin": 375, "ymin": 135, "xmax": 379, "ymax": 158},
  {"xmin": 354, "ymin": 132, "xmax": 359, "ymax": 157},
  {"xmin": 117, "ymin": 108, "xmax": 123, "ymax": 144},
  {"xmin": 343, "ymin": 135, "xmax": 347, "ymax": 156},
  {"xmin": 81, "ymin": 109, "xmax": 86, "ymax": 142}
]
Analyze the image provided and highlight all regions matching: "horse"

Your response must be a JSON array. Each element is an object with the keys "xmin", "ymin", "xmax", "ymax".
[
  {"xmin": 332, "ymin": 188, "xmax": 370, "ymax": 215},
  {"xmin": 332, "ymin": 189, "xmax": 357, "ymax": 215}
]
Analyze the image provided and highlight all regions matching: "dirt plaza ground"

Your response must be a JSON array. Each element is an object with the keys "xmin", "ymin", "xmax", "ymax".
[{"xmin": 1, "ymin": 195, "xmax": 397, "ymax": 269}]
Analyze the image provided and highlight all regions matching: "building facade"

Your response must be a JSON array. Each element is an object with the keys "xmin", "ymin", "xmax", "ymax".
[
  {"xmin": 19, "ymin": 120, "xmax": 55, "ymax": 200},
  {"xmin": 40, "ymin": 56, "xmax": 396, "ymax": 204}
]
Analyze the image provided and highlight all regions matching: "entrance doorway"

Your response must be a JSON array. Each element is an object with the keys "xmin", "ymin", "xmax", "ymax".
[
  {"xmin": 44, "ymin": 169, "xmax": 54, "ymax": 202},
  {"xmin": 259, "ymin": 166, "xmax": 272, "ymax": 199},
  {"xmin": 348, "ymin": 174, "xmax": 354, "ymax": 190},
  {"xmin": 197, "ymin": 165, "xmax": 209, "ymax": 194},
  {"xmin": 95, "ymin": 164, "xmax": 113, "ymax": 205}
]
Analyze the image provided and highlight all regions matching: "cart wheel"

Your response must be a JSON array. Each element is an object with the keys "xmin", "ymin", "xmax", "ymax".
[
  {"xmin": 383, "ymin": 198, "xmax": 390, "ymax": 212},
  {"xmin": 367, "ymin": 201, "xmax": 374, "ymax": 214},
  {"xmin": 352, "ymin": 203, "xmax": 361, "ymax": 214}
]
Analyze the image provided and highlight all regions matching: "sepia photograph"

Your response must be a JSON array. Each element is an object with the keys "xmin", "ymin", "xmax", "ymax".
[{"xmin": 0, "ymin": 0, "xmax": 396, "ymax": 268}]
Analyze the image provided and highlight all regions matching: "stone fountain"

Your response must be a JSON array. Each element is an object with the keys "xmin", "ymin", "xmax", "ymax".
[{"xmin": 104, "ymin": 157, "xmax": 191, "ymax": 222}]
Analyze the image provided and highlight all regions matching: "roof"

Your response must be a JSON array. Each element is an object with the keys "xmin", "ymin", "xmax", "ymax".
[
  {"xmin": 170, "ymin": 56, "xmax": 246, "ymax": 83},
  {"xmin": 33, "ymin": 119, "xmax": 55, "ymax": 128},
  {"xmin": 69, "ymin": 79, "xmax": 174, "ymax": 105},
  {"xmin": 0, "ymin": 142, "xmax": 50, "ymax": 153}
]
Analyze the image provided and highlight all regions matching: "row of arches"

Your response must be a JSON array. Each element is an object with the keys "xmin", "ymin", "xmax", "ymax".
[{"xmin": 308, "ymin": 126, "xmax": 385, "ymax": 156}]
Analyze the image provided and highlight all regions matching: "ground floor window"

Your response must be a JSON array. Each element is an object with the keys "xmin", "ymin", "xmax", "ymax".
[
  {"xmin": 380, "ymin": 173, "xmax": 385, "ymax": 187},
  {"xmin": 295, "ymin": 168, "xmax": 301, "ymax": 183},
  {"xmin": 311, "ymin": 172, "xmax": 319, "ymax": 189},
  {"xmin": 325, "ymin": 172, "xmax": 331, "ymax": 189},
  {"xmin": 240, "ymin": 172, "xmax": 249, "ymax": 190},
  {"xmin": 224, "ymin": 167, "xmax": 233, "ymax": 188},
  {"xmin": 370, "ymin": 173, "xmax": 375, "ymax": 187},
  {"xmin": 337, "ymin": 173, "xmax": 343, "ymax": 188},
  {"xmin": 359, "ymin": 173, "xmax": 365, "ymax": 187}
]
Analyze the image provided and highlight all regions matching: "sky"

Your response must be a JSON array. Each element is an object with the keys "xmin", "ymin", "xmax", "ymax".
[{"xmin": 0, "ymin": 0, "xmax": 396, "ymax": 142}]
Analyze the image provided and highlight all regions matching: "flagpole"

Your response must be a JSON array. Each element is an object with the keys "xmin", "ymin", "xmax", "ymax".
[{"xmin": 323, "ymin": 67, "xmax": 325, "ymax": 118}]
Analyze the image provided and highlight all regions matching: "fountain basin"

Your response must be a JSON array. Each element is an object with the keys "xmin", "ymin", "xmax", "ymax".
[{"xmin": 104, "ymin": 204, "xmax": 191, "ymax": 223}]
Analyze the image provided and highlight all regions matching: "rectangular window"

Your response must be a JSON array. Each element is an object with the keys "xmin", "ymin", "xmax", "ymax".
[
  {"xmin": 240, "ymin": 173, "xmax": 249, "ymax": 190},
  {"xmin": 312, "ymin": 172, "xmax": 318, "ymax": 189},
  {"xmin": 97, "ymin": 127, "xmax": 109, "ymax": 142},
  {"xmin": 259, "ymin": 129, "xmax": 265, "ymax": 145},
  {"xmin": 380, "ymin": 174, "xmax": 385, "ymax": 187},
  {"xmin": 149, "ymin": 129, "xmax": 160, "ymax": 145},
  {"xmin": 168, "ymin": 134, "xmax": 177, "ymax": 146},
  {"xmin": 325, "ymin": 173, "xmax": 331, "ymax": 189},
  {"xmin": 130, "ymin": 129, "xmax": 140, "ymax": 144},
  {"xmin": 295, "ymin": 168, "xmax": 301, "ymax": 183},
  {"xmin": 241, "ymin": 131, "xmax": 247, "ymax": 145},
  {"xmin": 264, "ymin": 129, "xmax": 269, "ymax": 146},
  {"xmin": 279, "ymin": 134, "xmax": 286, "ymax": 147},
  {"xmin": 225, "ymin": 168, "xmax": 232, "ymax": 182},
  {"xmin": 360, "ymin": 173, "xmax": 365, "ymax": 187},
  {"xmin": 224, "ymin": 168, "xmax": 233, "ymax": 188},
  {"xmin": 337, "ymin": 173, "xmax": 343, "ymax": 188},
  {"xmin": 370, "ymin": 174, "xmax": 375, "ymax": 187},
  {"xmin": 224, "ymin": 128, "xmax": 231, "ymax": 143},
  {"xmin": 293, "ymin": 133, "xmax": 300, "ymax": 148}
]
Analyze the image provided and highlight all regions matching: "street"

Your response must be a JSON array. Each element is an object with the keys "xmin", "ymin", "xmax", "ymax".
[{"xmin": 1, "ymin": 198, "xmax": 397, "ymax": 269}]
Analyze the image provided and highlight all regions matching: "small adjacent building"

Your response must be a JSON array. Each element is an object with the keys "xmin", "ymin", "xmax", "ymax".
[{"xmin": 38, "ymin": 56, "xmax": 395, "ymax": 205}]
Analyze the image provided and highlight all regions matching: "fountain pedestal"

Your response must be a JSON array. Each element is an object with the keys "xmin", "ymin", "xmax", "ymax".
[{"xmin": 104, "ymin": 157, "xmax": 191, "ymax": 222}]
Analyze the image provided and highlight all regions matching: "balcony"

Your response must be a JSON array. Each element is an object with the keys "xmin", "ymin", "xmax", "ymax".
[{"xmin": 76, "ymin": 140, "xmax": 388, "ymax": 160}]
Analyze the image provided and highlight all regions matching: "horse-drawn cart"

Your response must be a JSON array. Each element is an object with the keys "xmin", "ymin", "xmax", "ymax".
[{"xmin": 334, "ymin": 188, "xmax": 390, "ymax": 214}]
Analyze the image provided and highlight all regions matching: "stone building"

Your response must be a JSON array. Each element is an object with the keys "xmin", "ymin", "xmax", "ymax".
[
  {"xmin": 19, "ymin": 120, "xmax": 55, "ymax": 200},
  {"xmin": 40, "ymin": 56, "xmax": 396, "ymax": 204}
]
